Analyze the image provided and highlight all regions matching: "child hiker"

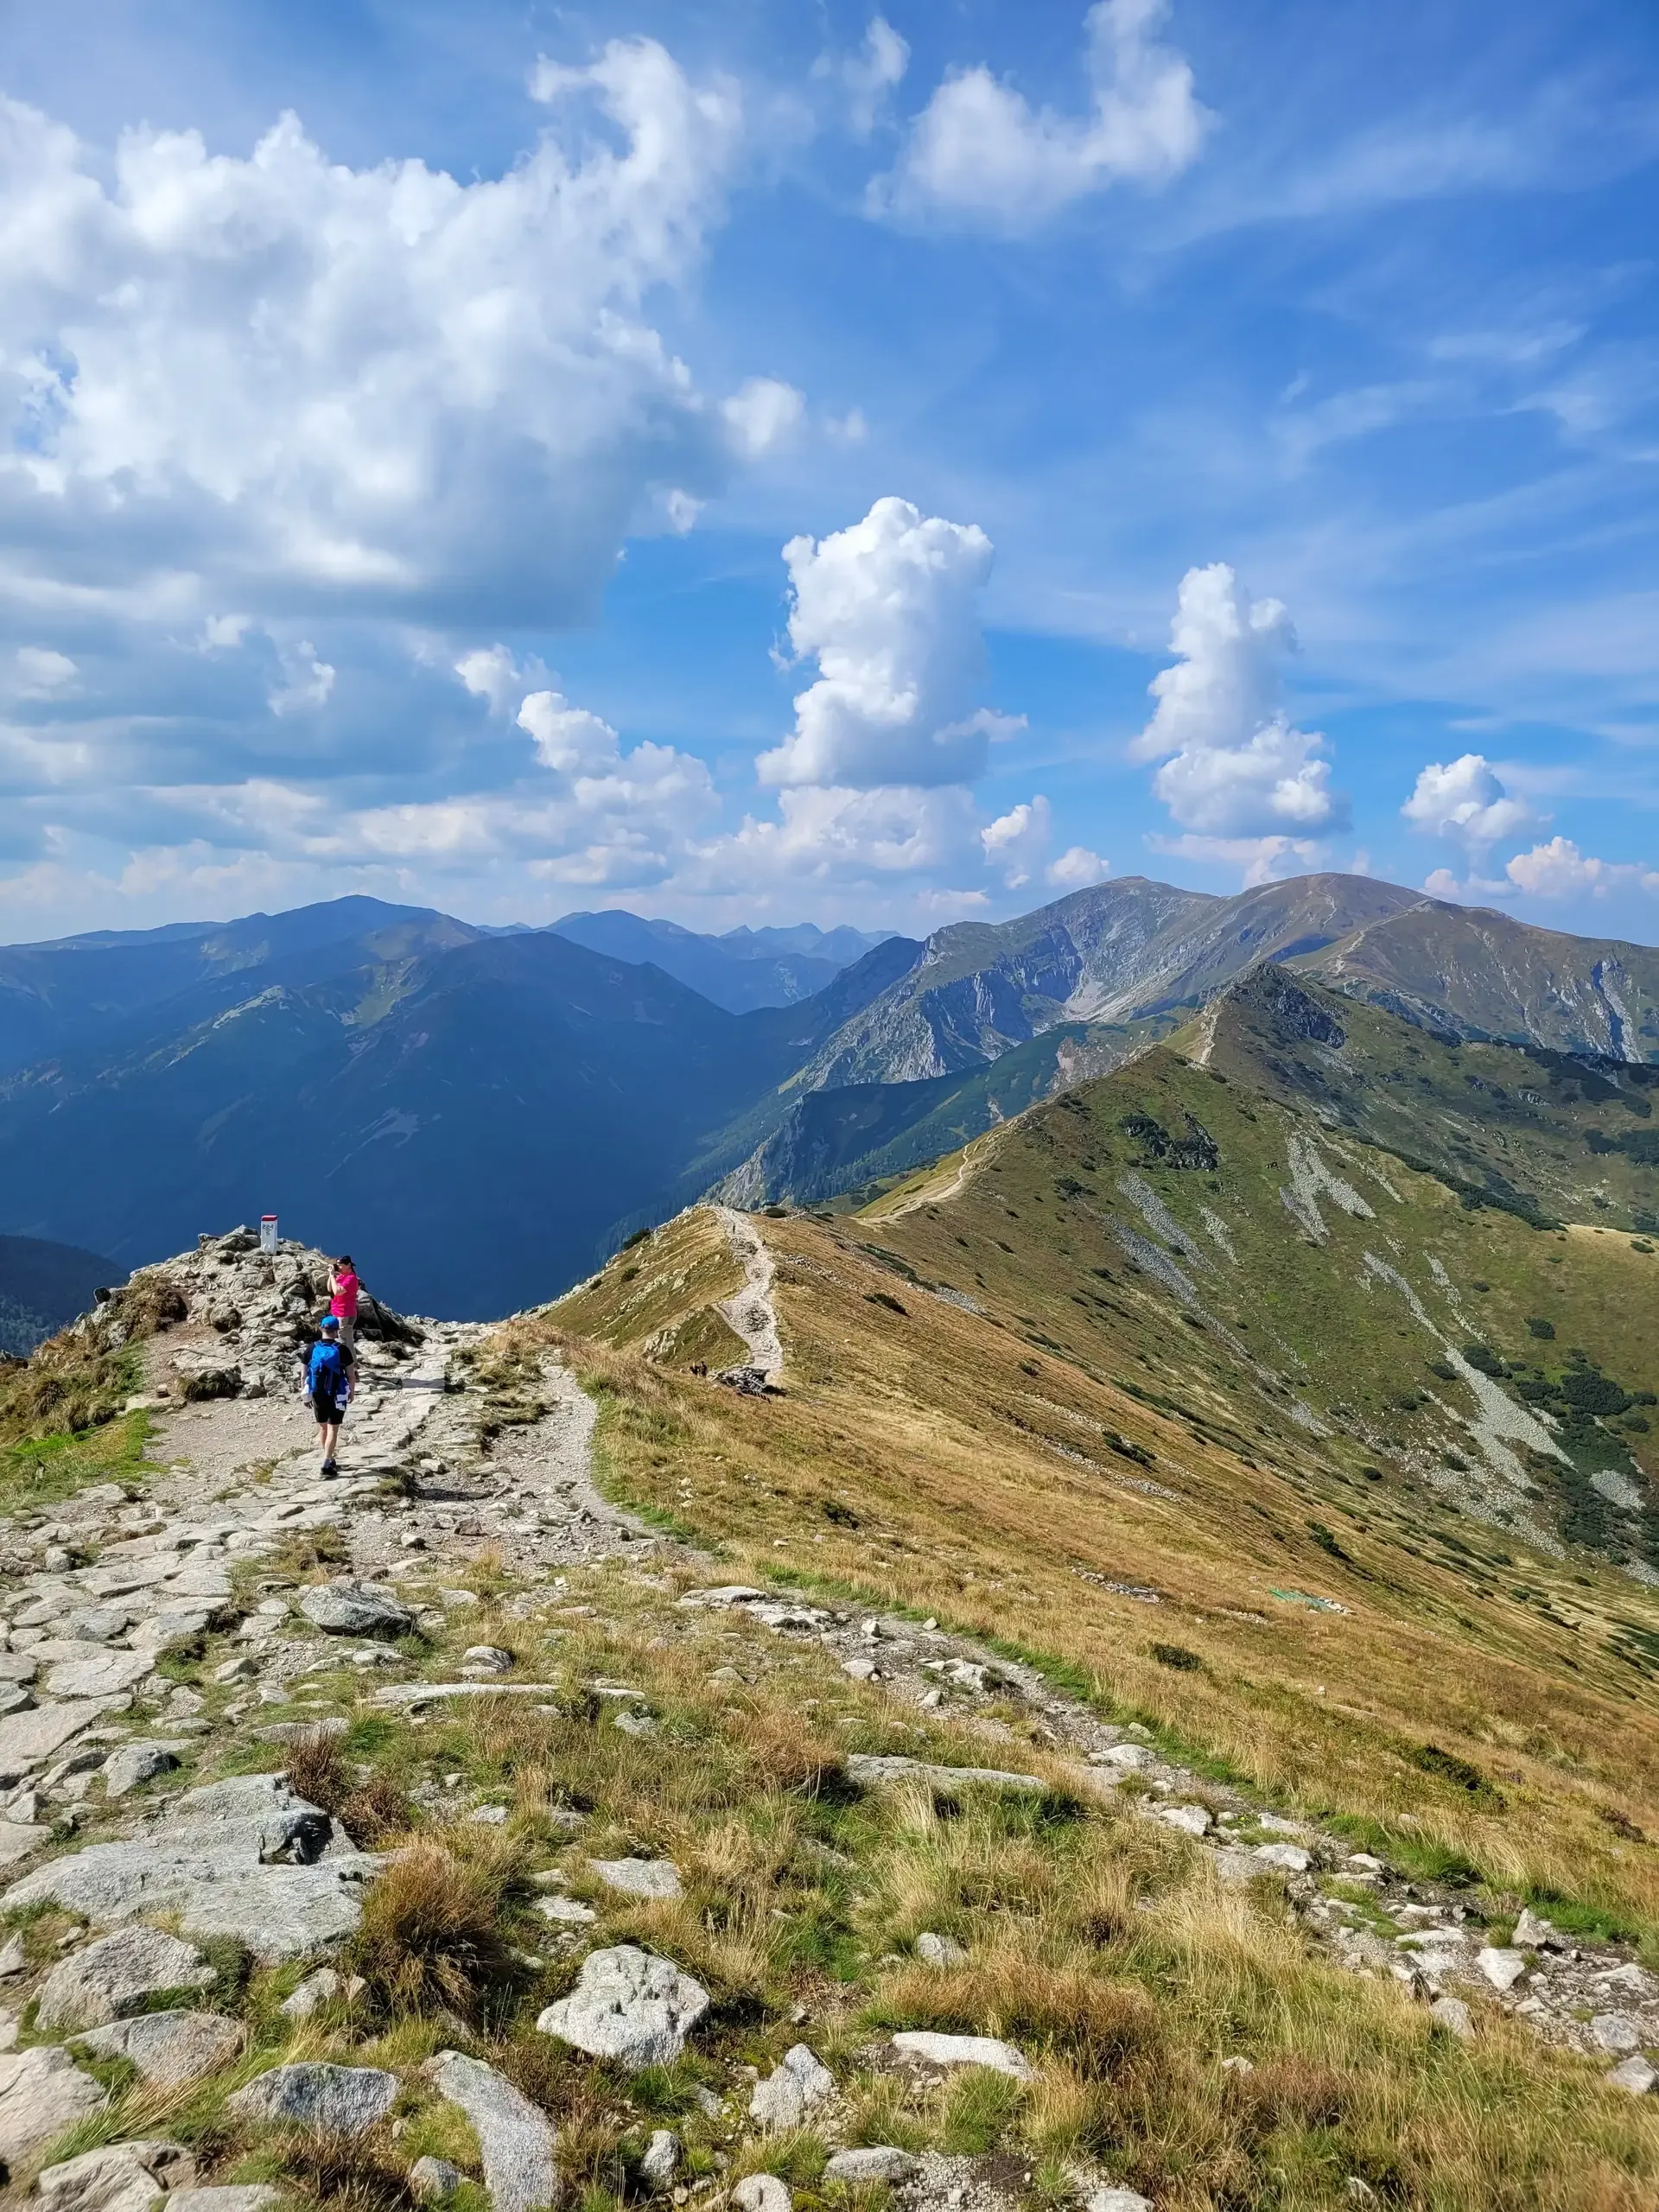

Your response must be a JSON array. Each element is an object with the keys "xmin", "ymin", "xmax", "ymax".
[{"xmin": 304, "ymin": 1314, "xmax": 357, "ymax": 1478}]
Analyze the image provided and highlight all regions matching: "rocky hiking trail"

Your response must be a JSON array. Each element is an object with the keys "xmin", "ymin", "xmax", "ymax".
[{"xmin": 0, "ymin": 1228, "xmax": 1652, "ymax": 2211}]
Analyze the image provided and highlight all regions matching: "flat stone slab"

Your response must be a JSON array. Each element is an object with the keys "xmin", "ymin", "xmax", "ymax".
[
  {"xmin": 891, "ymin": 2031, "xmax": 1033, "ymax": 2080},
  {"xmin": 36, "ymin": 2139, "xmax": 192, "ymax": 2212},
  {"xmin": 537, "ymin": 1945, "xmax": 709, "ymax": 2069},
  {"xmin": 0, "ymin": 2044, "xmax": 105, "ymax": 2169},
  {"xmin": 426, "ymin": 2050, "xmax": 558, "ymax": 2212},
  {"xmin": 849, "ymin": 1754, "xmax": 1046, "ymax": 1794},
  {"xmin": 0, "ymin": 1700, "xmax": 120, "ymax": 1783},
  {"xmin": 42, "ymin": 1650, "xmax": 155, "ymax": 1701},
  {"xmin": 589, "ymin": 1857, "xmax": 683, "ymax": 1901},
  {"xmin": 36, "ymin": 1925, "xmax": 214, "ymax": 2031},
  {"xmin": 229, "ymin": 2061, "xmax": 398, "ymax": 2133},
  {"xmin": 77, "ymin": 2008, "xmax": 245, "ymax": 2086},
  {"xmin": 2, "ymin": 1775, "xmax": 372, "ymax": 1962},
  {"xmin": 0, "ymin": 1821, "xmax": 49, "ymax": 1866}
]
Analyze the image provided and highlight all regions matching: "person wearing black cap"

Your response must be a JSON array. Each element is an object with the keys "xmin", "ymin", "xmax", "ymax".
[{"xmin": 304, "ymin": 1313, "xmax": 357, "ymax": 1478}]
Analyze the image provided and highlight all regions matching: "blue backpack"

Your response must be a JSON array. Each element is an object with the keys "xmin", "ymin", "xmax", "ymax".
[{"xmin": 307, "ymin": 1340, "xmax": 347, "ymax": 1403}]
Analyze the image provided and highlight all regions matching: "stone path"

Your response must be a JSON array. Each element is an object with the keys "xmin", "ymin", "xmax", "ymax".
[
  {"xmin": 712, "ymin": 1206, "xmax": 784, "ymax": 1378},
  {"xmin": 0, "ymin": 1224, "xmax": 1650, "ymax": 2210}
]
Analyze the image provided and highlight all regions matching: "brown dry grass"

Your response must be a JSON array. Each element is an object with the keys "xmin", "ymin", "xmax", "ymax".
[
  {"xmin": 350, "ymin": 1837, "xmax": 524, "ymax": 2022},
  {"xmin": 540, "ymin": 1206, "xmax": 1659, "ymax": 1933},
  {"xmin": 282, "ymin": 1726, "xmax": 413, "ymax": 1847}
]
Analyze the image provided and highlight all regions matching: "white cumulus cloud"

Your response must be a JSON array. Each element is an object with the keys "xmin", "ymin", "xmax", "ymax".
[
  {"xmin": 268, "ymin": 640, "xmax": 334, "ymax": 718},
  {"xmin": 0, "ymin": 42, "xmax": 741, "ymax": 628},
  {"xmin": 878, "ymin": 0, "xmax": 1208, "ymax": 232},
  {"xmin": 820, "ymin": 18, "xmax": 910, "ymax": 137},
  {"xmin": 721, "ymin": 378, "xmax": 807, "ymax": 459},
  {"xmin": 1135, "ymin": 563, "xmax": 1345, "ymax": 878},
  {"xmin": 1503, "ymin": 837, "xmax": 1659, "ymax": 899},
  {"xmin": 1402, "ymin": 753, "xmax": 1537, "ymax": 852},
  {"xmin": 759, "ymin": 496, "xmax": 1007, "ymax": 791}
]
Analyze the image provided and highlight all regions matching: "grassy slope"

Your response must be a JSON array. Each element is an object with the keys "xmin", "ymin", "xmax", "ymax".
[
  {"xmin": 547, "ymin": 1121, "xmax": 1659, "ymax": 1937},
  {"xmin": 1192, "ymin": 969, "xmax": 1659, "ymax": 1231}
]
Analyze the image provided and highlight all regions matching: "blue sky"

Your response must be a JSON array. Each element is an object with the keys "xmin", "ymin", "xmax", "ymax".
[{"xmin": 1, "ymin": 0, "xmax": 1656, "ymax": 941}]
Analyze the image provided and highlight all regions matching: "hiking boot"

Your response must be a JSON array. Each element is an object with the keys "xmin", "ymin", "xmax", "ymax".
[{"xmin": 321, "ymin": 1459, "xmax": 338, "ymax": 1478}]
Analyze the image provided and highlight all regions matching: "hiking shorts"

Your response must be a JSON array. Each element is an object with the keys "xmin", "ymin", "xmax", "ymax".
[{"xmin": 312, "ymin": 1392, "xmax": 346, "ymax": 1430}]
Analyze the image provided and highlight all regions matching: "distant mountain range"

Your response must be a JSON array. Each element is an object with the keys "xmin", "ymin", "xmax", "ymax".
[
  {"xmin": 3, "ymin": 874, "xmax": 1658, "ymax": 1314},
  {"xmin": 549, "ymin": 911, "xmax": 892, "ymax": 1013}
]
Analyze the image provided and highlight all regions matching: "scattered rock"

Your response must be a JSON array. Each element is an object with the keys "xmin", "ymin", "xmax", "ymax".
[
  {"xmin": 410, "ymin": 2157, "xmax": 466, "ymax": 2201},
  {"xmin": 35, "ymin": 1925, "xmax": 215, "ymax": 2031},
  {"xmin": 1253, "ymin": 1842, "xmax": 1311, "ymax": 1873},
  {"xmin": 750, "ymin": 2044, "xmax": 835, "ymax": 2130},
  {"xmin": 461, "ymin": 1647, "xmax": 514, "ymax": 1673},
  {"xmin": 916, "ymin": 1931, "xmax": 967, "ymax": 1967},
  {"xmin": 677, "ymin": 1587, "xmax": 766, "ymax": 1610},
  {"xmin": 588, "ymin": 1857, "xmax": 683, "ymax": 1901},
  {"xmin": 537, "ymin": 1945, "xmax": 710, "ymax": 2068},
  {"xmin": 1085, "ymin": 2192, "xmax": 1154, "ymax": 2212},
  {"xmin": 1607, "ymin": 2055, "xmax": 1656, "ymax": 2095},
  {"xmin": 1092, "ymin": 1743, "xmax": 1153, "ymax": 1770},
  {"xmin": 0, "ymin": 1937, "xmax": 21, "ymax": 1978},
  {"xmin": 639, "ymin": 2130, "xmax": 680, "ymax": 2188},
  {"xmin": 168, "ymin": 2191, "xmax": 285, "ymax": 2212},
  {"xmin": 36, "ymin": 2139, "xmax": 192, "ymax": 2212},
  {"xmin": 732, "ymin": 2179, "xmax": 791, "ymax": 2212},
  {"xmin": 1428, "ymin": 1996, "xmax": 1474, "ymax": 2042},
  {"xmin": 280, "ymin": 1967, "xmax": 365, "ymax": 2018},
  {"xmin": 101, "ymin": 1741, "xmax": 183, "ymax": 1799},
  {"xmin": 229, "ymin": 2061, "xmax": 398, "ymax": 2133},
  {"xmin": 1512, "ymin": 1909, "xmax": 1558, "ymax": 1950},
  {"xmin": 0, "ymin": 2044, "xmax": 105, "ymax": 2170},
  {"xmin": 77, "ymin": 2009, "xmax": 244, "ymax": 2086},
  {"xmin": 1591, "ymin": 2012, "xmax": 1643, "ymax": 2055},
  {"xmin": 824, "ymin": 2149, "xmax": 918, "ymax": 2185},
  {"xmin": 0, "ymin": 1821, "xmax": 48, "ymax": 1866},
  {"xmin": 891, "ymin": 2031, "xmax": 1032, "ymax": 2081},
  {"xmin": 848, "ymin": 1754, "xmax": 1045, "ymax": 1795},
  {"xmin": 299, "ymin": 1584, "xmax": 414, "ymax": 1638},
  {"xmin": 1475, "ymin": 1948, "xmax": 1528, "ymax": 1993},
  {"xmin": 1158, "ymin": 1805, "xmax": 1211, "ymax": 1838},
  {"xmin": 426, "ymin": 2050, "xmax": 558, "ymax": 2212},
  {"xmin": 536, "ymin": 1897, "xmax": 596, "ymax": 1926}
]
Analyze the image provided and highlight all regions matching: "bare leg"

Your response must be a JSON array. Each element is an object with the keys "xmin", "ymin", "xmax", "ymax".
[{"xmin": 321, "ymin": 1421, "xmax": 340, "ymax": 1470}]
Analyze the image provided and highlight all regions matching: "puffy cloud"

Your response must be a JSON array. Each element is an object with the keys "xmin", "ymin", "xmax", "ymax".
[
  {"xmin": 0, "ymin": 42, "xmax": 742, "ymax": 629},
  {"xmin": 1135, "ymin": 563, "xmax": 1345, "ymax": 856},
  {"xmin": 1402, "ymin": 753, "xmax": 1537, "ymax": 851},
  {"xmin": 12, "ymin": 647, "xmax": 77, "ymax": 697},
  {"xmin": 1048, "ymin": 844, "xmax": 1109, "ymax": 887},
  {"xmin": 878, "ymin": 0, "xmax": 1208, "ymax": 232},
  {"xmin": 823, "ymin": 19, "xmax": 911, "ymax": 137},
  {"xmin": 759, "ymin": 497, "xmax": 1005, "ymax": 791},
  {"xmin": 982, "ymin": 796, "xmax": 1052, "ymax": 887},
  {"xmin": 517, "ymin": 689, "xmax": 630, "ymax": 779},
  {"xmin": 721, "ymin": 378, "xmax": 807, "ymax": 459},
  {"xmin": 267, "ymin": 640, "xmax": 334, "ymax": 718},
  {"xmin": 703, "ymin": 783, "xmax": 988, "ymax": 891},
  {"xmin": 1147, "ymin": 830, "xmax": 1324, "ymax": 889},
  {"xmin": 1503, "ymin": 837, "xmax": 1659, "ymax": 899}
]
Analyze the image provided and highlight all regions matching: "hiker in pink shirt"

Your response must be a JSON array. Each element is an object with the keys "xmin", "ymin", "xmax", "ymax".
[{"xmin": 328, "ymin": 1255, "xmax": 361, "ymax": 1349}]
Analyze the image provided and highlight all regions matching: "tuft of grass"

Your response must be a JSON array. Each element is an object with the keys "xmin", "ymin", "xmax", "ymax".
[
  {"xmin": 282, "ymin": 1726, "xmax": 414, "ymax": 1847},
  {"xmin": 350, "ymin": 1837, "xmax": 525, "ymax": 2024}
]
